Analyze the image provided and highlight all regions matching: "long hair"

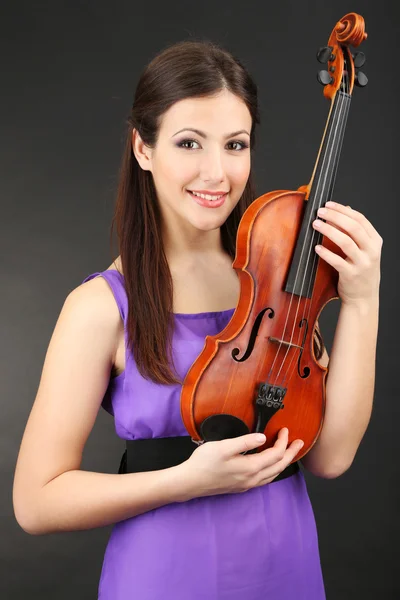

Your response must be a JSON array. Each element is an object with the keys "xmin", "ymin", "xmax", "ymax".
[{"xmin": 109, "ymin": 39, "xmax": 324, "ymax": 385}]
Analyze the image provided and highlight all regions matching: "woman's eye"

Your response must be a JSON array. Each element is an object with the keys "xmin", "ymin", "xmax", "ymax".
[
  {"xmin": 229, "ymin": 141, "xmax": 249, "ymax": 151},
  {"xmin": 176, "ymin": 139, "xmax": 248, "ymax": 151},
  {"xmin": 178, "ymin": 139, "xmax": 199, "ymax": 150}
]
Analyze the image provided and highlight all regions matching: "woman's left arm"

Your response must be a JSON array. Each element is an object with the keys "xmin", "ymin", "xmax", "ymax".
[{"xmin": 300, "ymin": 200, "xmax": 383, "ymax": 479}]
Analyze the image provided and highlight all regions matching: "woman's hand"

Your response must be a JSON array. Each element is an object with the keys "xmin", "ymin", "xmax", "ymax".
[
  {"xmin": 178, "ymin": 428, "xmax": 304, "ymax": 501},
  {"xmin": 312, "ymin": 201, "xmax": 382, "ymax": 306}
]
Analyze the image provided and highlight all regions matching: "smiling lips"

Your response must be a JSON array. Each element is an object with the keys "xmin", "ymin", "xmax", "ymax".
[
  {"xmin": 189, "ymin": 189, "xmax": 229, "ymax": 196},
  {"xmin": 188, "ymin": 190, "xmax": 228, "ymax": 208}
]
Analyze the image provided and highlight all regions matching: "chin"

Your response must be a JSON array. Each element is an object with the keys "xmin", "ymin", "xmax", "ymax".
[{"xmin": 191, "ymin": 217, "xmax": 228, "ymax": 232}]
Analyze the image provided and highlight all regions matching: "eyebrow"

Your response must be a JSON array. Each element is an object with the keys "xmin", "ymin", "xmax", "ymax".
[{"xmin": 172, "ymin": 128, "xmax": 250, "ymax": 139}]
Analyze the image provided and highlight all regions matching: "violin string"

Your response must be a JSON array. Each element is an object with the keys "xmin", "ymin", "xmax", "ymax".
[
  {"xmin": 266, "ymin": 87, "xmax": 346, "ymax": 385},
  {"xmin": 265, "ymin": 93, "xmax": 342, "ymax": 384},
  {"xmin": 265, "ymin": 92, "xmax": 342, "ymax": 381},
  {"xmin": 274, "ymin": 93, "xmax": 346, "ymax": 384},
  {"xmin": 280, "ymin": 56, "xmax": 351, "ymax": 385},
  {"xmin": 278, "ymin": 56, "xmax": 350, "ymax": 386},
  {"xmin": 282, "ymin": 92, "xmax": 349, "ymax": 385}
]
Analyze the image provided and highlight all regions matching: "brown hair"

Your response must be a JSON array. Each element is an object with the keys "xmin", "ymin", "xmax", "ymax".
[{"xmin": 109, "ymin": 38, "xmax": 324, "ymax": 385}]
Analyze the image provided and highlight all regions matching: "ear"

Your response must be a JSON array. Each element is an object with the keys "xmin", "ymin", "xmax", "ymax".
[{"xmin": 132, "ymin": 128, "xmax": 153, "ymax": 172}]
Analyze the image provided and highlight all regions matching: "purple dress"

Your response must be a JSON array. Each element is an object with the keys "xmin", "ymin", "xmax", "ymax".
[{"xmin": 82, "ymin": 269, "xmax": 326, "ymax": 600}]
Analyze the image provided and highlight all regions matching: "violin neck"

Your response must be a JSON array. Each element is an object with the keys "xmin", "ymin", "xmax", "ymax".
[
  {"xmin": 284, "ymin": 91, "xmax": 351, "ymax": 298},
  {"xmin": 308, "ymin": 91, "xmax": 352, "ymax": 210}
]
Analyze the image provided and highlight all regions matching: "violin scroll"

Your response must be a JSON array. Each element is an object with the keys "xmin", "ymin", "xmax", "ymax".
[
  {"xmin": 334, "ymin": 13, "xmax": 367, "ymax": 46},
  {"xmin": 316, "ymin": 12, "xmax": 368, "ymax": 100}
]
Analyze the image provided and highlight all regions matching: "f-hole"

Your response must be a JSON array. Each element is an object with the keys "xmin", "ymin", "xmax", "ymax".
[
  {"xmin": 297, "ymin": 318, "xmax": 310, "ymax": 378},
  {"xmin": 232, "ymin": 307, "xmax": 275, "ymax": 362}
]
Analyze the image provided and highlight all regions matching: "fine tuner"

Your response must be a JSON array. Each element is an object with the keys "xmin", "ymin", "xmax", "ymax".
[{"xmin": 316, "ymin": 46, "xmax": 368, "ymax": 88}]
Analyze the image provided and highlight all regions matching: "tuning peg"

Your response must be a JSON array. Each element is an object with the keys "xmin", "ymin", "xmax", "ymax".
[
  {"xmin": 316, "ymin": 46, "xmax": 333, "ymax": 63},
  {"xmin": 355, "ymin": 71, "xmax": 368, "ymax": 87},
  {"xmin": 352, "ymin": 52, "xmax": 366, "ymax": 68},
  {"xmin": 317, "ymin": 70, "xmax": 334, "ymax": 85}
]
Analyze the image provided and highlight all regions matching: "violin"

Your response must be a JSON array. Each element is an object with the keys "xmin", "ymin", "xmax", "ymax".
[{"xmin": 180, "ymin": 13, "xmax": 369, "ymax": 461}]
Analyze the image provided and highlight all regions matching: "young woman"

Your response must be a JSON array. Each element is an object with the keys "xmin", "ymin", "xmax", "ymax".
[{"xmin": 13, "ymin": 40, "xmax": 382, "ymax": 599}]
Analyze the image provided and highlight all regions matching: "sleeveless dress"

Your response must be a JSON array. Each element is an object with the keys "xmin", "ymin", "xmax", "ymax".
[{"xmin": 82, "ymin": 269, "xmax": 326, "ymax": 600}]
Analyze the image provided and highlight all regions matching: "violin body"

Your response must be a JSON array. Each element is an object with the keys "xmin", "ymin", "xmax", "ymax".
[
  {"xmin": 180, "ymin": 12, "xmax": 368, "ymax": 463},
  {"xmin": 181, "ymin": 190, "xmax": 342, "ymax": 461}
]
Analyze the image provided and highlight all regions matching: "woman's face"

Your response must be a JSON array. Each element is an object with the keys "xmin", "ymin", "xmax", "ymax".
[{"xmin": 133, "ymin": 89, "xmax": 252, "ymax": 241}]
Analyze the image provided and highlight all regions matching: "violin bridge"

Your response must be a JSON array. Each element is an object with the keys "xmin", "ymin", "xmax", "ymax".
[{"xmin": 269, "ymin": 336, "xmax": 303, "ymax": 350}]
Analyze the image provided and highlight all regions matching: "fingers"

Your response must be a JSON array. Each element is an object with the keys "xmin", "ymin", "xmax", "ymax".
[
  {"xmin": 265, "ymin": 427, "xmax": 303, "ymax": 463},
  {"xmin": 314, "ymin": 203, "xmax": 380, "ymax": 253},
  {"xmin": 252, "ymin": 428, "xmax": 304, "ymax": 483},
  {"xmin": 313, "ymin": 217, "xmax": 360, "ymax": 262},
  {"xmin": 325, "ymin": 202, "xmax": 381, "ymax": 241},
  {"xmin": 273, "ymin": 429, "xmax": 304, "ymax": 465},
  {"xmin": 224, "ymin": 432, "xmax": 267, "ymax": 458}
]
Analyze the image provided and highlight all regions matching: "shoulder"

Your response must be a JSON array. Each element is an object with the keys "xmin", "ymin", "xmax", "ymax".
[
  {"xmin": 63, "ymin": 274, "xmax": 122, "ymax": 352},
  {"xmin": 74, "ymin": 272, "xmax": 121, "ymax": 319},
  {"xmin": 53, "ymin": 273, "xmax": 124, "ymax": 373}
]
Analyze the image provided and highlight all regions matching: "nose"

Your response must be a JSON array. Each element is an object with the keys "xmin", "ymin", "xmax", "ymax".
[{"xmin": 200, "ymin": 146, "xmax": 225, "ymax": 184}]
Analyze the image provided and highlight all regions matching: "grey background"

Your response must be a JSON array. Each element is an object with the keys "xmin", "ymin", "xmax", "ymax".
[{"xmin": 1, "ymin": 1, "xmax": 398, "ymax": 598}]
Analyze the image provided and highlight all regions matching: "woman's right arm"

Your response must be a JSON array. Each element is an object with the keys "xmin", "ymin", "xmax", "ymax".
[{"xmin": 12, "ymin": 278, "xmax": 190, "ymax": 536}]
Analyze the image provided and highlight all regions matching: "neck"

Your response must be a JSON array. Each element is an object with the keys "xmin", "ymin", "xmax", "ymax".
[{"xmin": 285, "ymin": 90, "xmax": 352, "ymax": 298}]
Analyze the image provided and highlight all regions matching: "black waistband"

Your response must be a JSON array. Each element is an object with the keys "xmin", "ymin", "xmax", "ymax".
[{"xmin": 118, "ymin": 435, "xmax": 300, "ymax": 484}]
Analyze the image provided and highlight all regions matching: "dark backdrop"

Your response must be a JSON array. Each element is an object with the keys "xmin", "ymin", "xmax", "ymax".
[{"xmin": 2, "ymin": 1, "xmax": 398, "ymax": 598}]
